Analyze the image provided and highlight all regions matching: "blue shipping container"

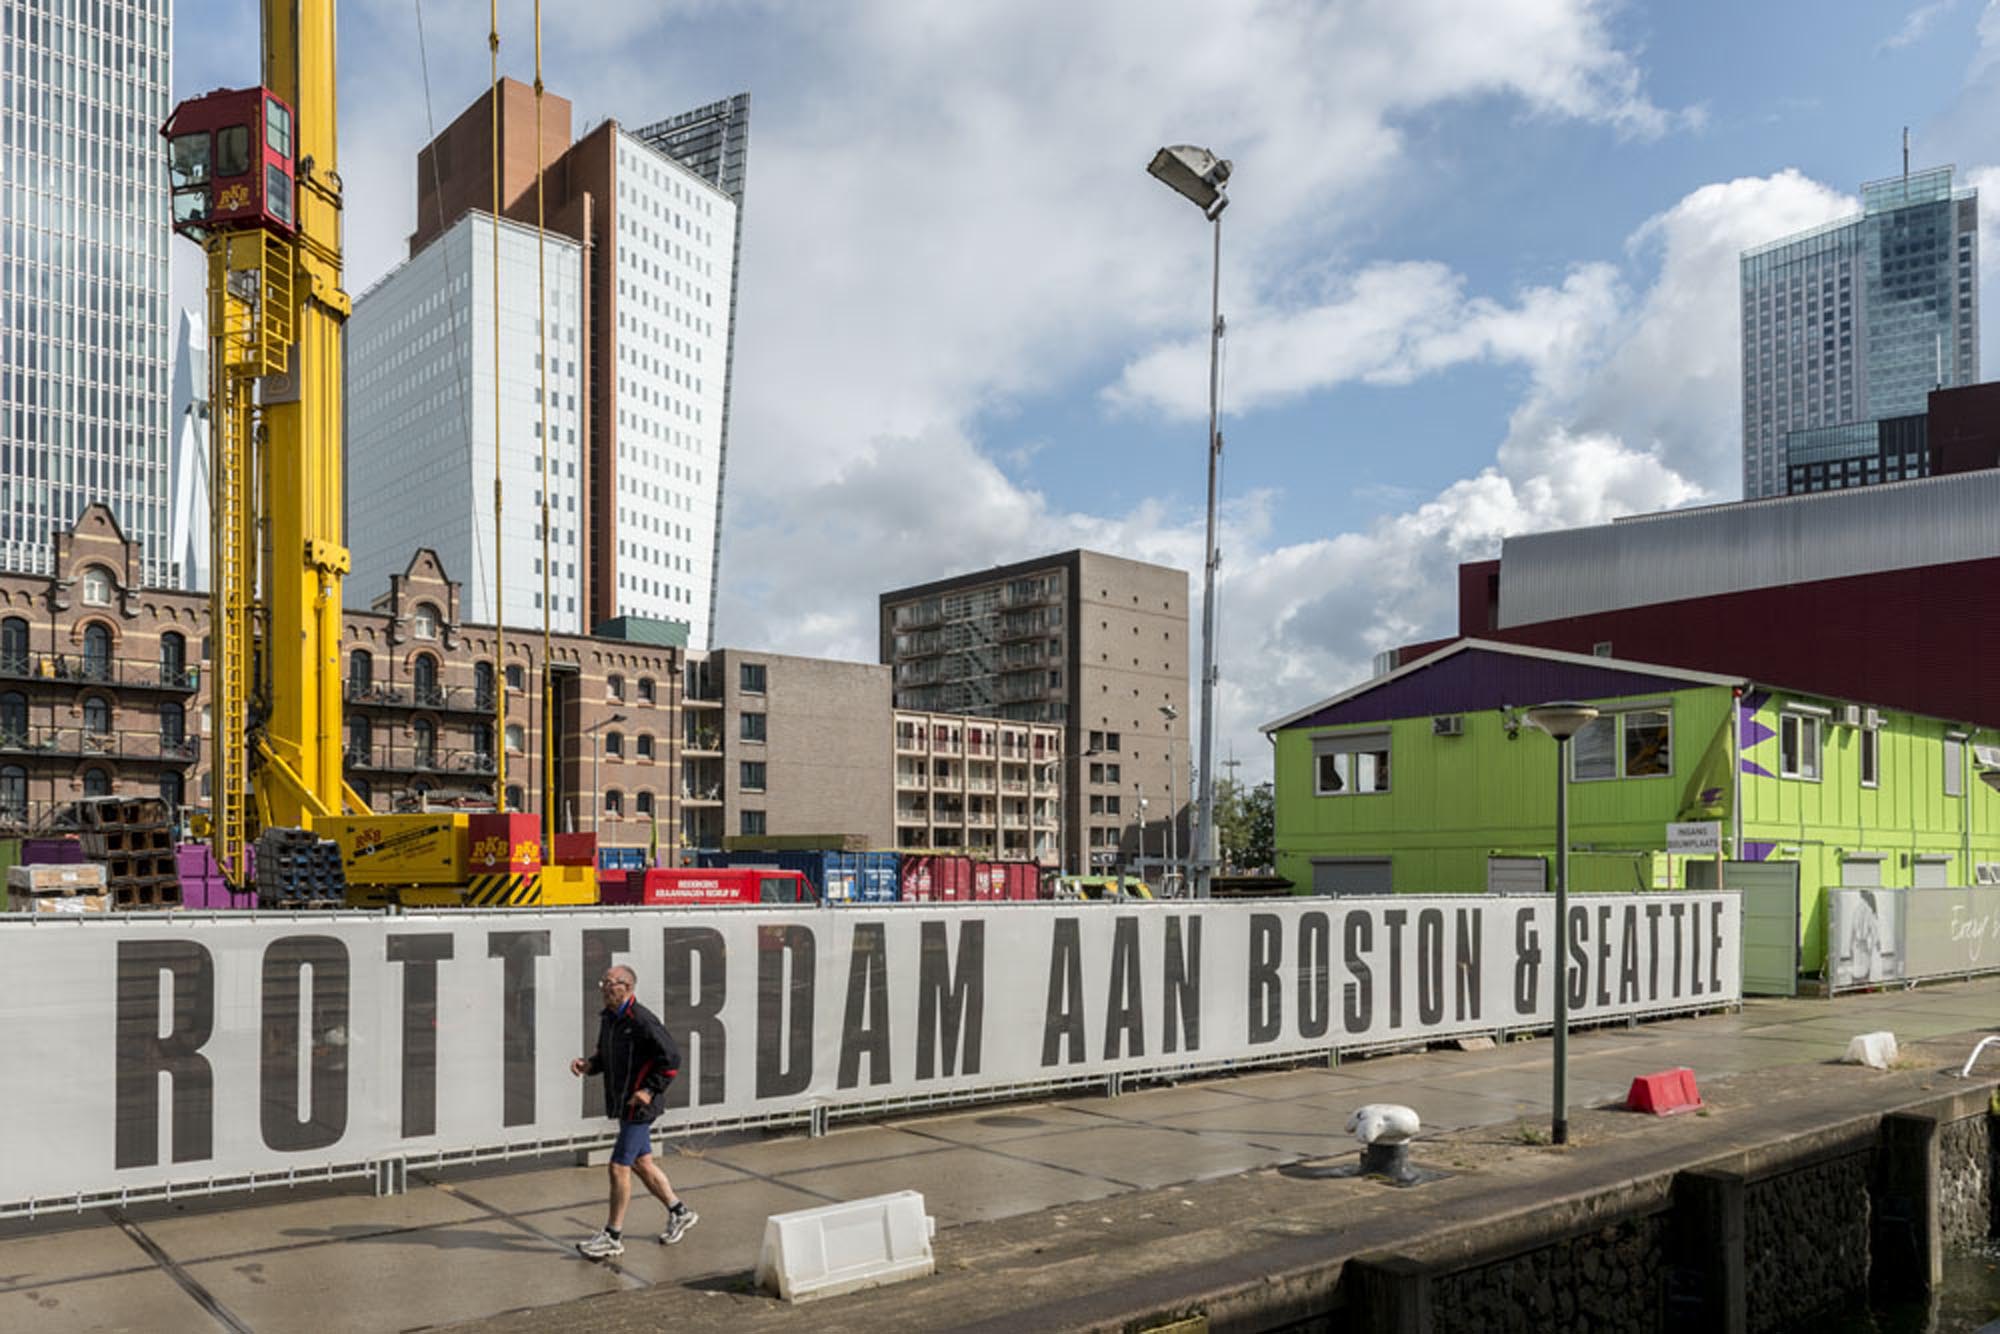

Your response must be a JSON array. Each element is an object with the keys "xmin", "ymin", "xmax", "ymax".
[
  {"xmin": 702, "ymin": 850, "xmax": 900, "ymax": 903},
  {"xmin": 598, "ymin": 846, "xmax": 648, "ymax": 871}
]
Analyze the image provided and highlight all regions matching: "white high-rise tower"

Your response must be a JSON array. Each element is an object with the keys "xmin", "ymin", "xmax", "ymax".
[{"xmin": 0, "ymin": 0, "xmax": 174, "ymax": 582}]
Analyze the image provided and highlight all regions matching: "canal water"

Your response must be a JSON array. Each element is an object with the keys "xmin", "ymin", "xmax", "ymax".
[{"xmin": 1830, "ymin": 1243, "xmax": 2000, "ymax": 1332}]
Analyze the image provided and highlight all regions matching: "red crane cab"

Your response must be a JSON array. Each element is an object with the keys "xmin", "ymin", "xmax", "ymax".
[{"xmin": 161, "ymin": 87, "xmax": 297, "ymax": 241}]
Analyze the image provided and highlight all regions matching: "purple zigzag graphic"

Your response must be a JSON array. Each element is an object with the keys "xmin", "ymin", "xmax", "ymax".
[
  {"xmin": 1740, "ymin": 758, "xmax": 1774, "ymax": 779},
  {"xmin": 1741, "ymin": 717, "xmax": 1776, "ymax": 748},
  {"xmin": 1741, "ymin": 841, "xmax": 1777, "ymax": 862}
]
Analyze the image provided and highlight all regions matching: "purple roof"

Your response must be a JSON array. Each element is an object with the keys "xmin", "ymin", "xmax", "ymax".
[{"xmin": 1279, "ymin": 647, "xmax": 1727, "ymax": 731}]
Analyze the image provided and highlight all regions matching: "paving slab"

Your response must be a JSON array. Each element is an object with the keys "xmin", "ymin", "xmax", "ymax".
[
  {"xmin": 0, "ymin": 1266, "xmax": 219, "ymax": 1334},
  {"xmin": 0, "ymin": 1219, "xmax": 149, "ymax": 1291},
  {"xmin": 136, "ymin": 1179, "xmax": 488, "ymax": 1263},
  {"xmin": 781, "ymin": 1140, "xmax": 1131, "ymax": 1224},
  {"xmin": 182, "ymin": 1215, "xmax": 630, "ymax": 1332},
  {"xmin": 512, "ymin": 1173, "xmax": 826, "ymax": 1284}
]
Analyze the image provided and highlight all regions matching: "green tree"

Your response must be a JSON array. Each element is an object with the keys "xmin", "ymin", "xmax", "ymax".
[{"xmin": 1214, "ymin": 779, "xmax": 1275, "ymax": 871}]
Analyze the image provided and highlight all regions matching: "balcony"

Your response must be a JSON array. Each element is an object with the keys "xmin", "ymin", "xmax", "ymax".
[
  {"xmin": 0, "ymin": 726, "xmax": 201, "ymax": 764},
  {"xmin": 896, "ymin": 771, "xmax": 928, "ymax": 790},
  {"xmin": 683, "ymin": 728, "xmax": 722, "ymax": 755},
  {"xmin": 0, "ymin": 652, "xmax": 200, "ymax": 693},
  {"xmin": 345, "ymin": 680, "xmax": 496, "ymax": 715}
]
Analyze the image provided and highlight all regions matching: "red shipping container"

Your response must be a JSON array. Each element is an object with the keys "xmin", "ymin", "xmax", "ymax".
[
  {"xmin": 551, "ymin": 832, "xmax": 597, "ymax": 867},
  {"xmin": 973, "ymin": 860, "xmax": 1041, "ymax": 901},
  {"xmin": 901, "ymin": 854, "xmax": 972, "ymax": 902},
  {"xmin": 467, "ymin": 814, "xmax": 542, "ymax": 874}
]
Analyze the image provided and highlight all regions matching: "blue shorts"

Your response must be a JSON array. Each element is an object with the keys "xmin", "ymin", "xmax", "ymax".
[{"xmin": 610, "ymin": 1119, "xmax": 653, "ymax": 1166}]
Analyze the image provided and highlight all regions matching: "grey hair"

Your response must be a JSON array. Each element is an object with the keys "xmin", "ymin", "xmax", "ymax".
[{"xmin": 608, "ymin": 964, "xmax": 637, "ymax": 987}]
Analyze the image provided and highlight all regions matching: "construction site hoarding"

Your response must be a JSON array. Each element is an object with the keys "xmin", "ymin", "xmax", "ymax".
[{"xmin": 0, "ymin": 893, "xmax": 1738, "ymax": 1211}]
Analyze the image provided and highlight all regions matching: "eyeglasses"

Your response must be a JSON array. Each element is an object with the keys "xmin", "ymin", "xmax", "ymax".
[{"xmin": 598, "ymin": 977, "xmax": 631, "ymax": 990}]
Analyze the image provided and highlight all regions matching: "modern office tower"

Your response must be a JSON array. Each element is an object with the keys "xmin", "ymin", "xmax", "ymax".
[
  {"xmin": 880, "ymin": 551, "xmax": 1188, "ymax": 877},
  {"xmin": 1741, "ymin": 164, "xmax": 1979, "ymax": 497},
  {"xmin": 0, "ymin": 1, "xmax": 174, "ymax": 582},
  {"xmin": 167, "ymin": 309, "xmax": 210, "ymax": 592},
  {"xmin": 346, "ymin": 212, "xmax": 587, "ymax": 632},
  {"xmin": 402, "ymin": 80, "xmax": 745, "ymax": 649},
  {"xmin": 636, "ymin": 94, "xmax": 749, "ymax": 649}
]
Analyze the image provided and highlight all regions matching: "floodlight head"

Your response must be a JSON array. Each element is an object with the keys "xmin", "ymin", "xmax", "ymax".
[
  {"xmin": 1148, "ymin": 144, "xmax": 1231, "ymax": 218},
  {"xmin": 1524, "ymin": 701, "xmax": 1600, "ymax": 742}
]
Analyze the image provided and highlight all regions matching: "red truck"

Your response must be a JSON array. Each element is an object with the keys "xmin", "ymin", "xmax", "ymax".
[{"xmin": 598, "ymin": 866, "xmax": 816, "ymax": 907}]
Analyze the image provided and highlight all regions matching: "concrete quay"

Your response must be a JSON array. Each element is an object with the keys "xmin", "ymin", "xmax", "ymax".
[{"xmin": 6, "ymin": 979, "xmax": 2000, "ymax": 1332}]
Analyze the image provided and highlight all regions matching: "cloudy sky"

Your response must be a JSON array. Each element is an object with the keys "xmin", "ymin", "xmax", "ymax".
[{"xmin": 175, "ymin": 0, "xmax": 2000, "ymax": 783}]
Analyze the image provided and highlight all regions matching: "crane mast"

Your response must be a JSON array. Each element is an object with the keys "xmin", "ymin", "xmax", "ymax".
[{"xmin": 166, "ymin": 0, "xmax": 360, "ymax": 888}]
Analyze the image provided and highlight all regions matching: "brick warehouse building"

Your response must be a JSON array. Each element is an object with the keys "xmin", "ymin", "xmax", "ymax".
[
  {"xmin": 0, "ymin": 504, "xmax": 686, "ymax": 854},
  {"xmin": 1393, "ymin": 469, "xmax": 2000, "ymax": 729}
]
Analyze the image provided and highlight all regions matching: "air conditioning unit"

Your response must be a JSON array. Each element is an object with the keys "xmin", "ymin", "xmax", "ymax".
[
  {"xmin": 1432, "ymin": 715, "xmax": 1464, "ymax": 737},
  {"xmin": 1976, "ymin": 863, "xmax": 2000, "ymax": 886},
  {"xmin": 1863, "ymin": 708, "xmax": 1882, "ymax": 730},
  {"xmin": 1837, "ymin": 704, "xmax": 1862, "ymax": 728}
]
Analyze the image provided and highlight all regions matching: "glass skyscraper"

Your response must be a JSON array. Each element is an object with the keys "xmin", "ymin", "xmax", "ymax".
[
  {"xmin": 1740, "ymin": 166, "xmax": 1979, "ymax": 498},
  {"xmin": 0, "ymin": 0, "xmax": 174, "ymax": 582}
]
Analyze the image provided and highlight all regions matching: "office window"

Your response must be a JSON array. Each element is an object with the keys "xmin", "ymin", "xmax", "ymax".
[
  {"xmin": 740, "ymin": 712, "xmax": 766, "ymax": 742},
  {"xmin": 1571, "ymin": 717, "xmax": 1616, "ymax": 781},
  {"xmin": 1623, "ymin": 711, "xmax": 1672, "ymax": 777},
  {"xmin": 1314, "ymin": 731, "xmax": 1391, "ymax": 796},
  {"xmin": 637, "ymin": 734, "xmax": 654, "ymax": 759},
  {"xmin": 1860, "ymin": 728, "xmax": 1879, "ymax": 789},
  {"xmin": 411, "ymin": 604, "xmax": 439, "ymax": 640},
  {"xmin": 741, "ymin": 809, "xmax": 766, "ymax": 836},
  {"xmin": 741, "ymin": 761, "xmax": 766, "ymax": 791},
  {"xmin": 81, "ymin": 567, "xmax": 113, "ymax": 607},
  {"xmin": 740, "ymin": 662, "xmax": 766, "ymax": 693},
  {"xmin": 1780, "ymin": 714, "xmax": 1821, "ymax": 780}
]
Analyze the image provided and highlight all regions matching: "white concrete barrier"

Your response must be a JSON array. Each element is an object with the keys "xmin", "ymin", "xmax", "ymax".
[
  {"xmin": 754, "ymin": 1190, "xmax": 936, "ymax": 1303},
  {"xmin": 1844, "ymin": 1031, "xmax": 1898, "ymax": 1070}
]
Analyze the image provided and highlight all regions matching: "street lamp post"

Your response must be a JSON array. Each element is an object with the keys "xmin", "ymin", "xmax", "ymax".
[
  {"xmin": 1160, "ymin": 703, "xmax": 1180, "ymax": 893},
  {"xmin": 587, "ymin": 711, "xmax": 628, "ymax": 836},
  {"xmin": 1147, "ymin": 143, "xmax": 1230, "ymax": 900},
  {"xmin": 1136, "ymin": 792, "xmax": 1150, "ymax": 882},
  {"xmin": 1524, "ymin": 701, "xmax": 1600, "ymax": 1147}
]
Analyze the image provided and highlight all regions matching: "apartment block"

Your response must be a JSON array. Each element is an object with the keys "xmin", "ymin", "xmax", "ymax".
[
  {"xmin": 894, "ymin": 711, "xmax": 1061, "ymax": 864},
  {"xmin": 880, "ymin": 550, "xmax": 1188, "ymax": 875}
]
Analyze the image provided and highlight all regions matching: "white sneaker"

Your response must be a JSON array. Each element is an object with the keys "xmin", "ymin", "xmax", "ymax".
[
  {"xmin": 575, "ymin": 1228, "xmax": 624, "ymax": 1259},
  {"xmin": 658, "ymin": 1207, "xmax": 699, "ymax": 1245}
]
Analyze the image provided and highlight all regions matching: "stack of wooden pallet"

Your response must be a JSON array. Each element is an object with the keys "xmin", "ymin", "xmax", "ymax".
[{"xmin": 77, "ymin": 797, "xmax": 182, "ymax": 909}]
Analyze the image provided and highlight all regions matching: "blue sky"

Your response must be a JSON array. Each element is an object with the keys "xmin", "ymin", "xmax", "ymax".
[{"xmin": 175, "ymin": 1, "xmax": 2000, "ymax": 782}]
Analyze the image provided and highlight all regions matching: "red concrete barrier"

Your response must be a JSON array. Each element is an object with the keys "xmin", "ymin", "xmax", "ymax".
[{"xmin": 1626, "ymin": 1067, "xmax": 1702, "ymax": 1116}]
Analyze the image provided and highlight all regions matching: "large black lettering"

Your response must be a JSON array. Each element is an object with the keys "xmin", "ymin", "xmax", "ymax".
[
  {"xmin": 917, "ymin": 919, "xmax": 984, "ymax": 1078},
  {"xmin": 1513, "ymin": 908, "xmax": 1540, "ymax": 1016},
  {"xmin": 1594, "ymin": 905, "xmax": 1614, "ymax": 1007},
  {"xmin": 1041, "ymin": 918, "xmax": 1086, "ymax": 1066},
  {"xmin": 580, "ymin": 928, "xmax": 630, "ymax": 1115},
  {"xmin": 1248, "ymin": 913, "xmax": 1282, "ymax": 1043},
  {"xmin": 1455, "ymin": 908, "xmax": 1482, "ymax": 1021},
  {"xmin": 1669, "ymin": 902, "xmax": 1687, "ymax": 998},
  {"xmin": 1617, "ymin": 906, "xmax": 1640, "ymax": 1005},
  {"xmin": 662, "ymin": 927, "xmax": 727, "ymax": 1108},
  {"xmin": 262, "ymin": 935, "xmax": 351, "ymax": 1152},
  {"xmin": 756, "ymin": 924, "xmax": 816, "ymax": 1099},
  {"xmin": 837, "ymin": 923, "xmax": 892, "ymax": 1089},
  {"xmin": 1689, "ymin": 900, "xmax": 1706, "ymax": 995},
  {"xmin": 1645, "ymin": 903, "xmax": 1663, "ymax": 1001},
  {"xmin": 1163, "ymin": 916, "xmax": 1200, "ymax": 1054},
  {"xmin": 1709, "ymin": 898, "xmax": 1727, "ymax": 995},
  {"xmin": 1104, "ymin": 916, "xmax": 1146, "ymax": 1059},
  {"xmin": 115, "ymin": 939, "xmax": 214, "ymax": 1169},
  {"xmin": 1566, "ymin": 905, "xmax": 1590, "ymax": 1009},
  {"xmin": 386, "ymin": 933, "xmax": 453, "ymax": 1137},
  {"xmin": 487, "ymin": 931, "xmax": 550, "ymax": 1127},
  {"xmin": 1298, "ymin": 911, "xmax": 1330, "ymax": 1040},
  {"xmin": 1343, "ymin": 910, "xmax": 1374, "ymax": 1034},
  {"xmin": 1384, "ymin": 909, "xmax": 1408, "ymax": 1029},
  {"xmin": 1416, "ymin": 908, "xmax": 1445, "ymax": 1026}
]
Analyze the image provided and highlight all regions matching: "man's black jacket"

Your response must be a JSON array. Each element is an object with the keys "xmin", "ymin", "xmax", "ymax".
[{"xmin": 586, "ymin": 998, "xmax": 680, "ymax": 1123}]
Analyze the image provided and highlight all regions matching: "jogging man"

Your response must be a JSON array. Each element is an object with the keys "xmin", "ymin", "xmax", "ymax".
[{"xmin": 570, "ymin": 964, "xmax": 697, "ymax": 1257}]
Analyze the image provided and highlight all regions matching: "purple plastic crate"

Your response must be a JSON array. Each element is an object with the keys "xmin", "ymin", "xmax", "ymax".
[{"xmin": 22, "ymin": 837, "xmax": 84, "ymax": 864}]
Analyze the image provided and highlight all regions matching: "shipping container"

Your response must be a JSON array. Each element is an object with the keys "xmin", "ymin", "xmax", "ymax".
[
  {"xmin": 899, "ymin": 853, "xmax": 974, "ymax": 903},
  {"xmin": 598, "ymin": 846, "xmax": 648, "ymax": 871},
  {"xmin": 972, "ymin": 859, "xmax": 1040, "ymax": 901},
  {"xmin": 599, "ymin": 867, "xmax": 815, "ymax": 907},
  {"xmin": 700, "ymin": 850, "xmax": 899, "ymax": 903}
]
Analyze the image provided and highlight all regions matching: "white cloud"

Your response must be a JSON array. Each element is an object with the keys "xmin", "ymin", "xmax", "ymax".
[{"xmin": 1883, "ymin": 0, "xmax": 1960, "ymax": 50}]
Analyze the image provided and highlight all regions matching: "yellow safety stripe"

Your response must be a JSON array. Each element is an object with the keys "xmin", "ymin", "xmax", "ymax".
[{"xmin": 465, "ymin": 872, "xmax": 544, "ymax": 906}]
